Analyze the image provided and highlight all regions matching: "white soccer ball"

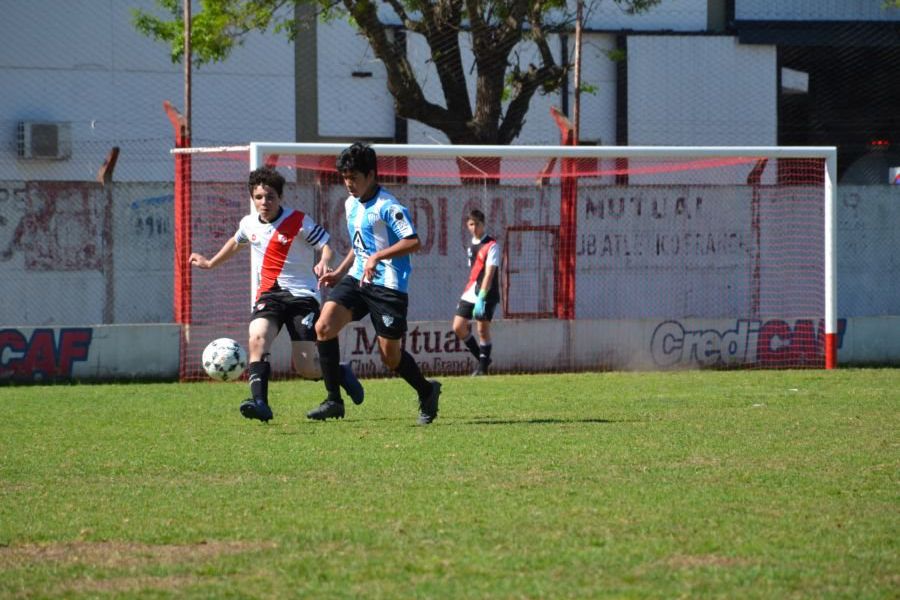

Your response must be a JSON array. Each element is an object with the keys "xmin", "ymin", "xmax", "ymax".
[{"xmin": 202, "ymin": 338, "xmax": 248, "ymax": 382}]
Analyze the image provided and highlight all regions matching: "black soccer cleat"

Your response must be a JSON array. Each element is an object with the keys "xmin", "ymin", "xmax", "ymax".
[
  {"xmin": 417, "ymin": 380, "xmax": 441, "ymax": 425},
  {"xmin": 306, "ymin": 399, "xmax": 345, "ymax": 421},
  {"xmin": 339, "ymin": 362, "xmax": 365, "ymax": 405},
  {"xmin": 240, "ymin": 398, "xmax": 273, "ymax": 423},
  {"xmin": 471, "ymin": 356, "xmax": 491, "ymax": 376}
]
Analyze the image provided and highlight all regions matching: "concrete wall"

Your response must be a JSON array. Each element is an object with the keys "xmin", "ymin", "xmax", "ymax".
[
  {"xmin": 0, "ymin": 0, "xmax": 295, "ymax": 183},
  {"xmin": 628, "ymin": 36, "xmax": 777, "ymax": 147},
  {"xmin": 0, "ymin": 181, "xmax": 174, "ymax": 325},
  {"xmin": 0, "ymin": 324, "xmax": 179, "ymax": 382},
  {"xmin": 2, "ymin": 180, "xmax": 897, "ymax": 328},
  {"xmin": 736, "ymin": 0, "xmax": 900, "ymax": 22},
  {"xmin": 1, "ymin": 314, "xmax": 896, "ymax": 383}
]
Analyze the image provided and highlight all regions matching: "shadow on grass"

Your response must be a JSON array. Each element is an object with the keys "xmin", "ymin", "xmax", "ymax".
[{"xmin": 458, "ymin": 417, "xmax": 641, "ymax": 425}]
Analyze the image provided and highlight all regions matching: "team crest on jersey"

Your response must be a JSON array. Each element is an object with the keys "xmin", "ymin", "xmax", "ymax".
[
  {"xmin": 352, "ymin": 231, "xmax": 367, "ymax": 254},
  {"xmin": 251, "ymin": 234, "xmax": 258, "ymax": 243},
  {"xmin": 277, "ymin": 233, "xmax": 290, "ymax": 245},
  {"xmin": 382, "ymin": 315, "xmax": 394, "ymax": 327},
  {"xmin": 367, "ymin": 213, "xmax": 380, "ymax": 226}
]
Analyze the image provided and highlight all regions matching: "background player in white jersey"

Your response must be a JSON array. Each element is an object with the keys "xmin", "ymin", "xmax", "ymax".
[
  {"xmin": 452, "ymin": 209, "xmax": 501, "ymax": 376},
  {"xmin": 188, "ymin": 166, "xmax": 363, "ymax": 422},
  {"xmin": 310, "ymin": 142, "xmax": 441, "ymax": 425}
]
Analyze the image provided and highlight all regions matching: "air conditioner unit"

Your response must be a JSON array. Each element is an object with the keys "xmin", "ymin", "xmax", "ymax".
[{"xmin": 17, "ymin": 121, "xmax": 72, "ymax": 160}]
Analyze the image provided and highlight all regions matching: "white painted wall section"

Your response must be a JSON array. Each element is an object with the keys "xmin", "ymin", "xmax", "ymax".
[
  {"xmin": 316, "ymin": 19, "xmax": 395, "ymax": 139},
  {"xmin": 736, "ymin": 0, "xmax": 900, "ymax": 21},
  {"xmin": 628, "ymin": 36, "xmax": 776, "ymax": 146}
]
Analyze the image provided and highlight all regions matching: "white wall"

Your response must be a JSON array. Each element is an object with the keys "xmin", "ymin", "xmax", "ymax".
[
  {"xmin": 2, "ymin": 176, "xmax": 897, "ymax": 328},
  {"xmin": 628, "ymin": 36, "xmax": 777, "ymax": 146},
  {"xmin": 837, "ymin": 186, "xmax": 900, "ymax": 316},
  {"xmin": 0, "ymin": 180, "xmax": 174, "ymax": 325},
  {"xmin": 316, "ymin": 19, "xmax": 395, "ymax": 139},
  {"xmin": 577, "ymin": 35, "xmax": 620, "ymax": 146},
  {"xmin": 736, "ymin": 0, "xmax": 900, "ymax": 21},
  {"xmin": 586, "ymin": 0, "xmax": 708, "ymax": 30},
  {"xmin": 1, "ymin": 314, "xmax": 896, "ymax": 384},
  {"xmin": 0, "ymin": 0, "xmax": 295, "ymax": 182}
]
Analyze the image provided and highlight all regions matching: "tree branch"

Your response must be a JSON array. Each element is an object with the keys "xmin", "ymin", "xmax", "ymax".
[
  {"xmin": 499, "ymin": 62, "xmax": 567, "ymax": 144},
  {"xmin": 421, "ymin": 0, "xmax": 472, "ymax": 123},
  {"xmin": 343, "ymin": 0, "xmax": 464, "ymax": 137}
]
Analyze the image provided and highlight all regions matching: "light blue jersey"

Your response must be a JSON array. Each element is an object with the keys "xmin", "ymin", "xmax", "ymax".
[{"xmin": 345, "ymin": 186, "xmax": 416, "ymax": 292}]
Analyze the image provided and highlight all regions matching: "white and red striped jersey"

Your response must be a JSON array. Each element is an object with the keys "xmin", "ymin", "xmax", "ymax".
[
  {"xmin": 461, "ymin": 235, "xmax": 501, "ymax": 303},
  {"xmin": 234, "ymin": 207, "xmax": 330, "ymax": 307}
]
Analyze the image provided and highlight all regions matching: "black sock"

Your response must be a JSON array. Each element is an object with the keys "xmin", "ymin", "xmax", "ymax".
[
  {"xmin": 395, "ymin": 351, "xmax": 432, "ymax": 397},
  {"xmin": 463, "ymin": 334, "xmax": 480, "ymax": 359},
  {"xmin": 317, "ymin": 338, "xmax": 343, "ymax": 403},
  {"xmin": 479, "ymin": 342, "xmax": 492, "ymax": 361},
  {"xmin": 248, "ymin": 360, "xmax": 270, "ymax": 403}
]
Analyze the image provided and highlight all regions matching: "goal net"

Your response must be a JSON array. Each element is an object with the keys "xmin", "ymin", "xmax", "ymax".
[{"xmin": 172, "ymin": 143, "xmax": 837, "ymax": 380}]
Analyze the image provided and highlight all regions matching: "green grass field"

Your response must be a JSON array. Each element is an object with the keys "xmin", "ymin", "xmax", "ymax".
[{"xmin": 1, "ymin": 369, "xmax": 897, "ymax": 598}]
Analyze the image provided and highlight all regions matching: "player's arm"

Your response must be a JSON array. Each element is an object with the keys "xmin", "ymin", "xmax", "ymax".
[
  {"xmin": 371, "ymin": 236, "xmax": 420, "ymax": 261},
  {"xmin": 319, "ymin": 248, "xmax": 355, "ymax": 288},
  {"xmin": 473, "ymin": 242, "xmax": 500, "ymax": 318},
  {"xmin": 480, "ymin": 263, "xmax": 497, "ymax": 292},
  {"xmin": 363, "ymin": 202, "xmax": 420, "ymax": 281},
  {"xmin": 362, "ymin": 236, "xmax": 420, "ymax": 283},
  {"xmin": 473, "ymin": 263, "xmax": 496, "ymax": 319},
  {"xmin": 188, "ymin": 238, "xmax": 241, "ymax": 269},
  {"xmin": 313, "ymin": 241, "xmax": 335, "ymax": 278},
  {"xmin": 479, "ymin": 242, "xmax": 501, "ymax": 292},
  {"xmin": 305, "ymin": 216, "xmax": 333, "ymax": 278}
]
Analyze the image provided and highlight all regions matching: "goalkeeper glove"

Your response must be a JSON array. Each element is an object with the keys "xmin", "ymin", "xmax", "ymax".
[{"xmin": 473, "ymin": 289, "xmax": 487, "ymax": 319}]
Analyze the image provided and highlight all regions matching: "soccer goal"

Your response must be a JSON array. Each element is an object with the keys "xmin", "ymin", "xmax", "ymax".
[{"xmin": 171, "ymin": 143, "xmax": 837, "ymax": 379}]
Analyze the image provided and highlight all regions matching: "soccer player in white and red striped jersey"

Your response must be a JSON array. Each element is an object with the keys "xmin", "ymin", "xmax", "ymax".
[
  {"xmin": 452, "ymin": 209, "xmax": 501, "ymax": 376},
  {"xmin": 188, "ymin": 167, "xmax": 363, "ymax": 422}
]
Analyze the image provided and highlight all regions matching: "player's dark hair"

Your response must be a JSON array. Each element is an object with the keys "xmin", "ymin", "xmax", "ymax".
[
  {"xmin": 248, "ymin": 166, "xmax": 285, "ymax": 197},
  {"xmin": 336, "ymin": 142, "xmax": 378, "ymax": 178},
  {"xmin": 468, "ymin": 209, "xmax": 486, "ymax": 224}
]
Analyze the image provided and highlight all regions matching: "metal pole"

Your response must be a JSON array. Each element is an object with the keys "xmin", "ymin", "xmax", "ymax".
[
  {"xmin": 824, "ymin": 151, "xmax": 838, "ymax": 368},
  {"xmin": 573, "ymin": 0, "xmax": 583, "ymax": 144},
  {"xmin": 183, "ymin": 0, "xmax": 191, "ymax": 141}
]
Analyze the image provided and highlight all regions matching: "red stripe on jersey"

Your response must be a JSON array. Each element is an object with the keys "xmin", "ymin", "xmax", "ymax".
[
  {"xmin": 464, "ymin": 240, "xmax": 496, "ymax": 294},
  {"xmin": 256, "ymin": 210, "xmax": 304, "ymax": 300}
]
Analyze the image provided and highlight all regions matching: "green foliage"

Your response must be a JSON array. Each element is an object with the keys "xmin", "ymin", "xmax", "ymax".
[
  {"xmin": 1, "ymin": 369, "xmax": 897, "ymax": 597},
  {"xmin": 132, "ymin": 0, "xmax": 294, "ymax": 65},
  {"xmin": 605, "ymin": 47, "xmax": 627, "ymax": 63}
]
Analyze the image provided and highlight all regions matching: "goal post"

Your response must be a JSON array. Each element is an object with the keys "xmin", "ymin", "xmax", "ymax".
[{"xmin": 173, "ymin": 143, "xmax": 838, "ymax": 378}]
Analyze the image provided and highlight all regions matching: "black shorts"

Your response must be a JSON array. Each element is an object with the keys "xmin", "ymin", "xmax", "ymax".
[
  {"xmin": 456, "ymin": 299, "xmax": 498, "ymax": 322},
  {"xmin": 251, "ymin": 289, "xmax": 320, "ymax": 342},
  {"xmin": 327, "ymin": 275, "xmax": 408, "ymax": 339}
]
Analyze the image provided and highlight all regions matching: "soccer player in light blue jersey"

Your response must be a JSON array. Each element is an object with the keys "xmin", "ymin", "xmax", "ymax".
[{"xmin": 309, "ymin": 142, "xmax": 441, "ymax": 425}]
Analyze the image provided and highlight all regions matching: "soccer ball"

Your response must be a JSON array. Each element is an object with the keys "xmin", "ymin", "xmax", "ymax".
[{"xmin": 202, "ymin": 338, "xmax": 248, "ymax": 382}]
